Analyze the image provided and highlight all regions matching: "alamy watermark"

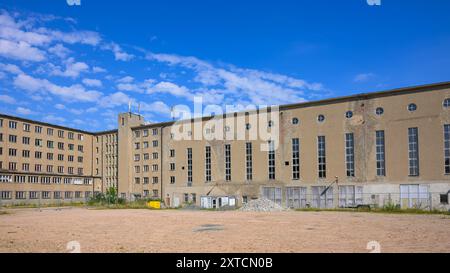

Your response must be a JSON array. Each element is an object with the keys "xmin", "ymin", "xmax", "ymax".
[{"xmin": 367, "ymin": 0, "xmax": 381, "ymax": 6}]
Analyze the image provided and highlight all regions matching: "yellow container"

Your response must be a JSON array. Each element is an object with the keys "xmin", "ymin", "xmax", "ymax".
[{"xmin": 147, "ymin": 201, "xmax": 161, "ymax": 209}]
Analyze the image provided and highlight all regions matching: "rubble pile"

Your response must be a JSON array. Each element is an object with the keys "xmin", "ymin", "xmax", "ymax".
[{"xmin": 239, "ymin": 198, "xmax": 289, "ymax": 212}]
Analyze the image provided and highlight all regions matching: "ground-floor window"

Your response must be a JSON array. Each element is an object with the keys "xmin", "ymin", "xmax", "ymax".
[
  {"xmin": 400, "ymin": 184, "xmax": 429, "ymax": 209},
  {"xmin": 262, "ymin": 187, "xmax": 282, "ymax": 206},
  {"xmin": 339, "ymin": 186, "xmax": 363, "ymax": 207},
  {"xmin": 311, "ymin": 186, "xmax": 334, "ymax": 208},
  {"xmin": 286, "ymin": 187, "xmax": 307, "ymax": 209}
]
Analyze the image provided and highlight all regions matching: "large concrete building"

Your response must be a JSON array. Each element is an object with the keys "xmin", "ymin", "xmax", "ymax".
[{"xmin": 1, "ymin": 82, "xmax": 450, "ymax": 210}]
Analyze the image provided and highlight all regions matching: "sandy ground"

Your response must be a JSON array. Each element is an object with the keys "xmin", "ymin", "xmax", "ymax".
[{"xmin": 0, "ymin": 208, "xmax": 449, "ymax": 253}]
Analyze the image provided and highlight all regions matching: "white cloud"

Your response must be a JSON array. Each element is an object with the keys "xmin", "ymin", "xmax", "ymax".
[
  {"xmin": 147, "ymin": 81, "xmax": 192, "ymax": 98},
  {"xmin": 92, "ymin": 66, "xmax": 106, "ymax": 73},
  {"xmin": 16, "ymin": 107, "xmax": 34, "ymax": 115},
  {"xmin": 0, "ymin": 94, "xmax": 16, "ymax": 104},
  {"xmin": 49, "ymin": 57, "xmax": 89, "ymax": 78},
  {"xmin": 146, "ymin": 52, "xmax": 323, "ymax": 105},
  {"xmin": 0, "ymin": 39, "xmax": 46, "ymax": 61},
  {"xmin": 0, "ymin": 63, "xmax": 23, "ymax": 74},
  {"xmin": 48, "ymin": 43, "xmax": 71, "ymax": 58},
  {"xmin": 54, "ymin": 103, "xmax": 66, "ymax": 110},
  {"xmin": 43, "ymin": 115, "xmax": 66, "ymax": 124},
  {"xmin": 117, "ymin": 76, "xmax": 134, "ymax": 83},
  {"xmin": 82, "ymin": 78, "xmax": 102, "ymax": 87},
  {"xmin": 140, "ymin": 101, "xmax": 171, "ymax": 116},
  {"xmin": 98, "ymin": 91, "xmax": 132, "ymax": 108},
  {"xmin": 14, "ymin": 73, "xmax": 103, "ymax": 102},
  {"xmin": 354, "ymin": 73, "xmax": 376, "ymax": 83},
  {"xmin": 103, "ymin": 42, "xmax": 134, "ymax": 61}
]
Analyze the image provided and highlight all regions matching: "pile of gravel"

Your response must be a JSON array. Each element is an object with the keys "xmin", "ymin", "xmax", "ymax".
[{"xmin": 239, "ymin": 198, "xmax": 289, "ymax": 212}]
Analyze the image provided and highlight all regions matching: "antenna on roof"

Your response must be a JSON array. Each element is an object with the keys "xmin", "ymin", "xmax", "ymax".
[
  {"xmin": 138, "ymin": 103, "xmax": 141, "ymax": 115},
  {"xmin": 128, "ymin": 101, "xmax": 132, "ymax": 113}
]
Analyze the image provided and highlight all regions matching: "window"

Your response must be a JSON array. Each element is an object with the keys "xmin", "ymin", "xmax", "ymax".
[
  {"xmin": 35, "ymin": 164, "xmax": 42, "ymax": 172},
  {"xmin": 375, "ymin": 107, "xmax": 384, "ymax": 116},
  {"xmin": 135, "ymin": 177, "xmax": 140, "ymax": 184},
  {"xmin": 440, "ymin": 194, "xmax": 449, "ymax": 205},
  {"xmin": 143, "ymin": 153, "xmax": 149, "ymax": 160},
  {"xmin": 144, "ymin": 165, "xmax": 149, "ymax": 172},
  {"xmin": 318, "ymin": 136, "xmax": 326, "ymax": 178},
  {"xmin": 268, "ymin": 141, "xmax": 276, "ymax": 180},
  {"xmin": 408, "ymin": 103, "xmax": 417, "ymax": 112},
  {"xmin": 68, "ymin": 132, "xmax": 74, "ymax": 140},
  {"xmin": 58, "ymin": 154, "xmax": 64, "ymax": 161},
  {"xmin": 444, "ymin": 125, "xmax": 450, "ymax": 174},
  {"xmin": 152, "ymin": 140, "xmax": 158, "ymax": 147},
  {"xmin": 22, "ymin": 163, "xmax": 30, "ymax": 171},
  {"xmin": 135, "ymin": 130, "xmax": 140, "ymax": 138},
  {"xmin": 142, "ymin": 129, "xmax": 148, "ymax": 137},
  {"xmin": 400, "ymin": 184, "xmax": 429, "ymax": 209},
  {"xmin": 134, "ymin": 154, "xmax": 140, "ymax": 161},
  {"xmin": 339, "ymin": 186, "xmax": 363, "ymax": 207},
  {"xmin": 345, "ymin": 133, "xmax": 355, "ymax": 177},
  {"xmin": 205, "ymin": 146, "xmax": 211, "ymax": 182},
  {"xmin": 35, "ymin": 139, "xmax": 42, "ymax": 147},
  {"xmin": 184, "ymin": 193, "xmax": 189, "ymax": 203},
  {"xmin": 42, "ymin": 191, "xmax": 51, "ymax": 199},
  {"xmin": 0, "ymin": 133, "xmax": 2, "ymax": 142},
  {"xmin": 135, "ymin": 142, "xmax": 140, "ymax": 150},
  {"xmin": 47, "ymin": 128, "xmax": 53, "ymax": 135},
  {"xmin": 29, "ymin": 191, "xmax": 39, "ymax": 199},
  {"xmin": 14, "ymin": 175, "xmax": 26, "ymax": 183},
  {"xmin": 78, "ymin": 134, "xmax": 84, "ymax": 141},
  {"xmin": 58, "ymin": 130, "xmax": 64, "ymax": 138},
  {"xmin": 22, "ymin": 150, "xmax": 30, "ymax": 158},
  {"xmin": 9, "ymin": 162, "xmax": 17, "ymax": 171},
  {"xmin": 78, "ymin": 168, "xmax": 83, "ymax": 175},
  {"xmin": 312, "ymin": 186, "xmax": 333, "ymax": 208},
  {"xmin": 22, "ymin": 136, "xmax": 30, "ymax": 145},
  {"xmin": 187, "ymin": 148, "xmax": 193, "ymax": 186},
  {"xmin": 292, "ymin": 138, "xmax": 300, "ymax": 180},
  {"xmin": 152, "ymin": 190, "xmax": 159, "ymax": 198},
  {"xmin": 78, "ymin": 156, "xmax": 83, "ymax": 163},
  {"xmin": 45, "ymin": 140, "xmax": 53, "ymax": 149},
  {"xmin": 376, "ymin": 130, "xmax": 386, "ymax": 176},
  {"xmin": 170, "ymin": 163, "xmax": 175, "ymax": 171},
  {"xmin": 9, "ymin": 135, "xmax": 17, "ymax": 143},
  {"xmin": 152, "ymin": 177, "xmax": 159, "ymax": 184},
  {"xmin": 35, "ymin": 126, "xmax": 42, "ymax": 134},
  {"xmin": 68, "ymin": 144, "xmax": 74, "ymax": 151},
  {"xmin": 143, "ymin": 177, "xmax": 149, "ymax": 184},
  {"xmin": 23, "ymin": 123, "xmax": 30, "ymax": 132},
  {"xmin": 47, "ymin": 153, "xmax": 53, "ymax": 160},
  {"xmin": 135, "ymin": 166, "xmax": 140, "ymax": 173},
  {"xmin": 225, "ymin": 144, "xmax": 231, "ymax": 181},
  {"xmin": 444, "ymin": 98, "xmax": 450, "ymax": 108},
  {"xmin": 1, "ymin": 191, "xmax": 12, "ymax": 200},
  {"xmin": 46, "ymin": 165, "xmax": 53, "ymax": 173},
  {"xmin": 78, "ymin": 145, "xmax": 84, "ymax": 152},
  {"xmin": 75, "ymin": 191, "xmax": 82, "ymax": 199},
  {"xmin": 408, "ymin": 127, "xmax": 419, "ymax": 176},
  {"xmin": 0, "ymin": 119, "xmax": 2, "ymax": 127},
  {"xmin": 0, "ymin": 175, "xmax": 12, "ymax": 183},
  {"xmin": 152, "ymin": 152, "xmax": 158, "ymax": 159},
  {"xmin": 54, "ymin": 191, "xmax": 62, "ymax": 199},
  {"xmin": 15, "ymin": 191, "xmax": 26, "ymax": 200},
  {"xmin": 345, "ymin": 111, "xmax": 353, "ymax": 119},
  {"xmin": 58, "ymin": 166, "xmax": 64, "ymax": 174},
  {"xmin": 152, "ymin": 164, "xmax": 158, "ymax": 172},
  {"xmin": 170, "ymin": 149, "xmax": 175, "ymax": 157},
  {"xmin": 9, "ymin": 121, "xmax": 17, "ymax": 129},
  {"xmin": 246, "ymin": 142, "xmax": 253, "ymax": 181},
  {"xmin": 170, "ymin": 176, "xmax": 175, "ymax": 184},
  {"xmin": 292, "ymin": 118, "xmax": 299, "ymax": 125},
  {"xmin": 317, "ymin": 115, "xmax": 325, "ymax": 123},
  {"xmin": 68, "ymin": 155, "xmax": 74, "ymax": 162},
  {"xmin": 152, "ymin": 128, "xmax": 158, "ymax": 136},
  {"xmin": 143, "ymin": 141, "xmax": 149, "ymax": 149},
  {"xmin": 9, "ymin": 148, "xmax": 17, "ymax": 156}
]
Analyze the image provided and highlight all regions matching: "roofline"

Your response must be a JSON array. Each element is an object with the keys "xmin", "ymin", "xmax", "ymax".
[
  {"xmin": 93, "ymin": 129, "xmax": 118, "ymax": 136},
  {"xmin": 0, "ymin": 113, "xmax": 95, "ymax": 135},
  {"xmin": 131, "ymin": 81, "xmax": 450, "ymax": 130}
]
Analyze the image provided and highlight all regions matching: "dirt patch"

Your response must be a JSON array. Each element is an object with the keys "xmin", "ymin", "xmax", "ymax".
[{"xmin": 0, "ymin": 208, "xmax": 449, "ymax": 253}]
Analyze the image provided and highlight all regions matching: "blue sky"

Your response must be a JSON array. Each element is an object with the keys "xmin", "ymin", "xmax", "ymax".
[{"xmin": 0, "ymin": 0, "xmax": 449, "ymax": 131}]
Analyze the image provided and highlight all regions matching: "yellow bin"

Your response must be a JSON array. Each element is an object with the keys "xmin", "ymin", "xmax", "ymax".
[{"xmin": 147, "ymin": 201, "xmax": 161, "ymax": 209}]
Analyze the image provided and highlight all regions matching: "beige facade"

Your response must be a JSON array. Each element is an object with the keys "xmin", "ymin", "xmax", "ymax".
[{"xmin": 1, "ymin": 82, "xmax": 450, "ymax": 209}]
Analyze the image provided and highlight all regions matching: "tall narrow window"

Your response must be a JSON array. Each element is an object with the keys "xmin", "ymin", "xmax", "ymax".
[
  {"xmin": 268, "ymin": 141, "xmax": 276, "ymax": 180},
  {"xmin": 376, "ymin": 130, "xmax": 386, "ymax": 176},
  {"xmin": 318, "ymin": 136, "xmax": 326, "ymax": 178},
  {"xmin": 225, "ymin": 144, "xmax": 231, "ymax": 181},
  {"xmin": 246, "ymin": 143, "xmax": 253, "ymax": 181},
  {"xmin": 408, "ymin": 127, "xmax": 419, "ymax": 176},
  {"xmin": 345, "ymin": 133, "xmax": 355, "ymax": 177},
  {"xmin": 292, "ymin": 138, "xmax": 300, "ymax": 180},
  {"xmin": 187, "ymin": 148, "xmax": 193, "ymax": 186},
  {"xmin": 205, "ymin": 146, "xmax": 211, "ymax": 182},
  {"xmin": 444, "ymin": 125, "xmax": 450, "ymax": 174}
]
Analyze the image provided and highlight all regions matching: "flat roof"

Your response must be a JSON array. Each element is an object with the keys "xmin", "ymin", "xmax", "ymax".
[{"xmin": 1, "ymin": 81, "xmax": 449, "ymax": 133}]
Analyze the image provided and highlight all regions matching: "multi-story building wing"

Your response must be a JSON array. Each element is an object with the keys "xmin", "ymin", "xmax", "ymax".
[{"xmin": 1, "ymin": 82, "xmax": 450, "ymax": 209}]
